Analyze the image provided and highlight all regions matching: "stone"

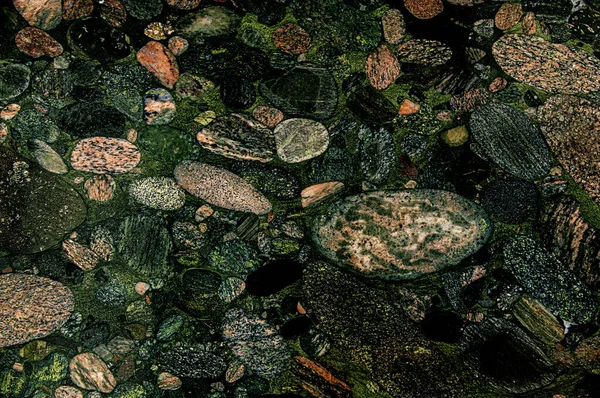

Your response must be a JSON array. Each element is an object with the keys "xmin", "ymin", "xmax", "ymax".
[
  {"xmin": 0, "ymin": 64, "xmax": 30, "ymax": 101},
  {"xmin": 33, "ymin": 140, "xmax": 68, "ymax": 174},
  {"xmin": 480, "ymin": 178, "xmax": 538, "ymax": 224},
  {"xmin": 174, "ymin": 73, "xmax": 214, "ymax": 100},
  {"xmin": 382, "ymin": 8, "xmax": 406, "ymax": 44},
  {"xmin": 273, "ymin": 23, "xmax": 312, "ymax": 55},
  {"xmin": 450, "ymin": 88, "xmax": 490, "ymax": 114},
  {"xmin": 219, "ymin": 277, "xmax": 246, "ymax": 303},
  {"xmin": 404, "ymin": 0, "xmax": 443, "ymax": 20},
  {"xmin": 62, "ymin": 239, "xmax": 99, "ymax": 271},
  {"xmin": 207, "ymin": 239, "xmax": 261, "ymax": 278},
  {"xmin": 397, "ymin": 39, "xmax": 453, "ymax": 66},
  {"xmin": 365, "ymin": 44, "xmax": 401, "ymax": 90},
  {"xmin": 121, "ymin": 0, "xmax": 162, "ymax": 20},
  {"xmin": 174, "ymin": 161, "xmax": 272, "ymax": 214},
  {"xmin": 69, "ymin": 352, "xmax": 116, "ymax": 393},
  {"xmin": 99, "ymin": 0, "xmax": 127, "ymax": 28},
  {"xmin": 166, "ymin": 0, "xmax": 201, "ymax": 10},
  {"xmin": 157, "ymin": 372, "xmax": 182, "ymax": 390},
  {"xmin": 221, "ymin": 77, "xmax": 256, "ymax": 110},
  {"xmin": 503, "ymin": 236, "xmax": 596, "ymax": 323},
  {"xmin": 259, "ymin": 65, "xmax": 338, "ymax": 121},
  {"xmin": 144, "ymin": 21, "xmax": 171, "ymax": 40},
  {"xmin": 159, "ymin": 346, "xmax": 226, "ymax": 379},
  {"xmin": 156, "ymin": 314, "xmax": 184, "ymax": 341},
  {"xmin": 54, "ymin": 385, "xmax": 84, "ymax": 398},
  {"xmin": 137, "ymin": 41, "xmax": 179, "ymax": 89},
  {"xmin": 13, "ymin": 0, "xmax": 62, "ymax": 30},
  {"xmin": 0, "ymin": 149, "xmax": 86, "ymax": 253},
  {"xmin": 312, "ymin": 190, "xmax": 492, "ymax": 280},
  {"xmin": 495, "ymin": 3, "xmax": 523, "ymax": 30},
  {"xmin": 493, "ymin": 34, "xmax": 600, "ymax": 94},
  {"xmin": 95, "ymin": 279, "xmax": 126, "ymax": 307},
  {"xmin": 538, "ymin": 95, "xmax": 600, "ymax": 204},
  {"xmin": 236, "ymin": 165, "xmax": 300, "ymax": 200},
  {"xmin": 358, "ymin": 124, "xmax": 396, "ymax": 185},
  {"xmin": 177, "ymin": 6, "xmax": 241, "ymax": 39},
  {"xmin": 58, "ymin": 102, "xmax": 126, "ymax": 139},
  {"xmin": 0, "ymin": 274, "xmax": 74, "ymax": 348},
  {"xmin": 67, "ymin": 18, "xmax": 130, "ymax": 62},
  {"xmin": 522, "ymin": 12, "xmax": 536, "ymax": 34},
  {"xmin": 168, "ymin": 36, "xmax": 188, "ymax": 56},
  {"xmin": 301, "ymin": 182, "xmax": 344, "ymax": 208},
  {"xmin": 144, "ymin": 88, "xmax": 176, "ymax": 125},
  {"xmin": 15, "ymin": 27, "xmax": 63, "ymax": 57},
  {"xmin": 440, "ymin": 125, "xmax": 468, "ymax": 147},
  {"xmin": 513, "ymin": 296, "xmax": 564, "ymax": 345},
  {"xmin": 223, "ymin": 308, "xmax": 291, "ymax": 378},
  {"xmin": 398, "ymin": 99, "xmax": 420, "ymax": 115},
  {"xmin": 489, "ymin": 76, "xmax": 508, "ymax": 92},
  {"xmin": 71, "ymin": 137, "xmax": 141, "ymax": 174},
  {"xmin": 274, "ymin": 118, "xmax": 329, "ymax": 163},
  {"xmin": 84, "ymin": 175, "xmax": 116, "ymax": 201},
  {"xmin": 575, "ymin": 336, "xmax": 600, "ymax": 375},
  {"xmin": 469, "ymin": 103, "xmax": 552, "ymax": 180},
  {"xmin": 62, "ymin": 0, "xmax": 94, "ymax": 20},
  {"xmin": 129, "ymin": 177, "xmax": 185, "ymax": 210},
  {"xmin": 253, "ymin": 106, "xmax": 284, "ymax": 128},
  {"xmin": 347, "ymin": 85, "xmax": 397, "ymax": 123},
  {"xmin": 1, "ymin": 104, "xmax": 21, "ymax": 120},
  {"xmin": 134, "ymin": 282, "xmax": 150, "ymax": 295}
]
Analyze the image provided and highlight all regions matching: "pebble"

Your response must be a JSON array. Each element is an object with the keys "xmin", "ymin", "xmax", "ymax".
[
  {"xmin": 404, "ymin": 0, "xmax": 443, "ymax": 20},
  {"xmin": 301, "ymin": 181, "xmax": 344, "ymax": 208},
  {"xmin": 157, "ymin": 372, "xmax": 182, "ymax": 390},
  {"xmin": 135, "ymin": 282, "xmax": 150, "ymax": 295},
  {"xmin": 62, "ymin": 239, "xmax": 100, "ymax": 271},
  {"xmin": 62, "ymin": 0, "xmax": 94, "ymax": 20},
  {"xmin": 177, "ymin": 6, "xmax": 241, "ymax": 38},
  {"xmin": 99, "ymin": 0, "xmax": 127, "ymax": 28},
  {"xmin": 495, "ymin": 3, "xmax": 523, "ymax": 30},
  {"xmin": 1, "ymin": 104, "xmax": 21, "ymax": 120},
  {"xmin": 225, "ymin": 361, "xmax": 245, "ymax": 383},
  {"xmin": 168, "ymin": 36, "xmax": 189, "ymax": 56},
  {"xmin": 489, "ymin": 77, "xmax": 508, "ymax": 92},
  {"xmin": 15, "ymin": 27, "xmax": 63, "ymax": 57},
  {"xmin": 273, "ymin": 23, "xmax": 312, "ymax": 55},
  {"xmin": 58, "ymin": 102, "xmax": 126, "ymax": 139},
  {"xmin": 71, "ymin": 137, "xmax": 141, "ymax": 174},
  {"xmin": 0, "ymin": 124, "xmax": 7, "ymax": 143},
  {"xmin": 144, "ymin": 21, "xmax": 172, "ymax": 40},
  {"xmin": 69, "ymin": 352, "xmax": 116, "ymax": 393},
  {"xmin": 440, "ymin": 125, "xmax": 469, "ymax": 147},
  {"xmin": 159, "ymin": 345, "xmax": 226, "ymax": 379},
  {"xmin": 398, "ymin": 99, "xmax": 420, "ymax": 115},
  {"xmin": 522, "ymin": 12, "xmax": 537, "ymax": 34},
  {"xmin": 13, "ymin": 0, "xmax": 62, "ymax": 30},
  {"xmin": 195, "ymin": 204, "xmax": 214, "ymax": 221},
  {"xmin": 312, "ymin": 190, "xmax": 492, "ymax": 280},
  {"xmin": 382, "ymin": 8, "xmax": 406, "ymax": 44},
  {"xmin": 274, "ymin": 118, "xmax": 329, "ymax": 163},
  {"xmin": 513, "ymin": 295, "xmax": 564, "ymax": 345},
  {"xmin": 144, "ymin": 88, "xmax": 176, "ymax": 125},
  {"xmin": 67, "ymin": 18, "xmax": 130, "ymax": 61},
  {"xmin": 0, "ymin": 274, "xmax": 75, "ymax": 348},
  {"xmin": 252, "ymin": 105, "xmax": 284, "ymax": 128},
  {"xmin": 54, "ymin": 385, "xmax": 84, "ymax": 398},
  {"xmin": 365, "ymin": 44, "xmax": 401, "ymax": 90},
  {"xmin": 129, "ymin": 177, "xmax": 186, "ymax": 210},
  {"xmin": 0, "ymin": 64, "xmax": 31, "ymax": 101},
  {"xmin": 166, "ymin": 0, "xmax": 201, "ymax": 10},
  {"xmin": 397, "ymin": 39, "xmax": 453, "ymax": 66},
  {"xmin": 33, "ymin": 139, "xmax": 68, "ymax": 174},
  {"xmin": 84, "ymin": 175, "xmax": 116, "ymax": 201},
  {"xmin": 218, "ymin": 277, "xmax": 246, "ymax": 303},
  {"xmin": 174, "ymin": 161, "xmax": 272, "ymax": 214},
  {"xmin": 137, "ymin": 41, "xmax": 179, "ymax": 89}
]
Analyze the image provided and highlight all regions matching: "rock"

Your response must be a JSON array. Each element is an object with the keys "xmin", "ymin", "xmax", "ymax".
[
  {"xmin": 575, "ymin": 336, "xmax": 600, "ymax": 375},
  {"xmin": 0, "ymin": 274, "xmax": 74, "ymax": 347},
  {"xmin": 99, "ymin": 0, "xmax": 127, "ymax": 28},
  {"xmin": 177, "ymin": 6, "xmax": 241, "ymax": 39},
  {"xmin": 252, "ymin": 106, "xmax": 284, "ymax": 128},
  {"xmin": 236, "ymin": 165, "xmax": 300, "ymax": 200},
  {"xmin": 404, "ymin": 0, "xmax": 443, "ymax": 20},
  {"xmin": 195, "ymin": 114, "xmax": 275, "ymax": 162},
  {"xmin": 20, "ymin": 340, "xmax": 51, "ymax": 361},
  {"xmin": 144, "ymin": 21, "xmax": 171, "ymax": 40},
  {"xmin": 207, "ymin": 239, "xmax": 261, "ymax": 278},
  {"xmin": 0, "ymin": 64, "xmax": 30, "ymax": 101},
  {"xmin": 219, "ymin": 277, "xmax": 245, "ymax": 303},
  {"xmin": 144, "ymin": 88, "xmax": 176, "ymax": 125},
  {"xmin": 15, "ymin": 27, "xmax": 63, "ymax": 57},
  {"xmin": 469, "ymin": 103, "xmax": 552, "ymax": 180},
  {"xmin": 440, "ymin": 125, "xmax": 468, "ymax": 147},
  {"xmin": 32, "ymin": 68, "xmax": 73, "ymax": 100},
  {"xmin": 58, "ymin": 102, "xmax": 127, "ymax": 139},
  {"xmin": 222, "ymin": 308, "xmax": 291, "ymax": 378},
  {"xmin": 221, "ymin": 77, "xmax": 256, "ymax": 110},
  {"xmin": 493, "ymin": 34, "xmax": 600, "ymax": 94},
  {"xmin": 480, "ymin": 178, "xmax": 538, "ymax": 224},
  {"xmin": 33, "ymin": 140, "xmax": 68, "ymax": 174},
  {"xmin": 273, "ymin": 23, "xmax": 311, "ymax": 55},
  {"xmin": 117, "ymin": 214, "xmax": 173, "ymax": 278},
  {"xmin": 30, "ymin": 352, "xmax": 70, "ymax": 388},
  {"xmin": 274, "ymin": 118, "xmax": 329, "ymax": 163},
  {"xmin": 301, "ymin": 181, "xmax": 344, "ymax": 208},
  {"xmin": 159, "ymin": 346, "xmax": 226, "ymax": 379},
  {"xmin": 54, "ymin": 385, "xmax": 84, "ymax": 398},
  {"xmin": 121, "ymin": 0, "xmax": 162, "ymax": 20},
  {"xmin": 157, "ymin": 372, "xmax": 182, "ymax": 390},
  {"xmin": 70, "ymin": 137, "xmax": 141, "ymax": 174},
  {"xmin": 174, "ymin": 73, "xmax": 214, "ymax": 100},
  {"xmin": 503, "ymin": 236, "xmax": 596, "ymax": 323},
  {"xmin": 166, "ymin": 0, "xmax": 201, "ymax": 10},
  {"xmin": 398, "ymin": 99, "xmax": 420, "ymax": 115},
  {"xmin": 84, "ymin": 175, "xmax": 116, "ymax": 201},
  {"xmin": 129, "ymin": 177, "xmax": 185, "ymax": 210},
  {"xmin": 450, "ymin": 88, "xmax": 490, "ymax": 114},
  {"xmin": 110, "ymin": 87, "xmax": 143, "ymax": 122},
  {"xmin": 495, "ymin": 3, "xmax": 523, "ymax": 30},
  {"xmin": 67, "ymin": 18, "xmax": 130, "ymax": 62},
  {"xmin": 156, "ymin": 314, "xmax": 184, "ymax": 341},
  {"xmin": 62, "ymin": 239, "xmax": 99, "ymax": 271},
  {"xmin": 168, "ymin": 36, "xmax": 188, "ymax": 56},
  {"xmin": 358, "ymin": 124, "xmax": 396, "ymax": 185},
  {"xmin": 62, "ymin": 0, "xmax": 94, "ymax": 20},
  {"xmin": 538, "ymin": 95, "xmax": 600, "ymax": 204},
  {"xmin": 1, "ymin": 104, "xmax": 21, "ymax": 120},
  {"xmin": 174, "ymin": 161, "xmax": 272, "ymax": 214},
  {"xmin": 365, "ymin": 44, "xmax": 400, "ymax": 90},
  {"xmin": 259, "ymin": 65, "xmax": 338, "ymax": 121},
  {"xmin": 13, "ymin": 0, "xmax": 62, "ymax": 30},
  {"xmin": 397, "ymin": 39, "xmax": 453, "ymax": 66},
  {"xmin": 12, "ymin": 108, "xmax": 61, "ymax": 144},
  {"xmin": 69, "ymin": 352, "xmax": 116, "ymax": 393},
  {"xmin": 95, "ymin": 279, "xmax": 126, "ymax": 307},
  {"xmin": 522, "ymin": 11, "xmax": 537, "ymax": 34},
  {"xmin": 137, "ymin": 41, "xmax": 179, "ymax": 89},
  {"xmin": 0, "ymin": 148, "xmax": 86, "ymax": 253},
  {"xmin": 312, "ymin": 190, "xmax": 492, "ymax": 280},
  {"xmin": 347, "ymin": 85, "xmax": 397, "ymax": 123},
  {"xmin": 382, "ymin": 8, "xmax": 406, "ymax": 44},
  {"xmin": 513, "ymin": 295, "xmax": 564, "ymax": 345}
]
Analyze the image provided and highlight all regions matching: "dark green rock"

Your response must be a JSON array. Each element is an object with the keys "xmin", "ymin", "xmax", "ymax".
[
  {"xmin": 0, "ymin": 64, "xmax": 30, "ymax": 101},
  {"xmin": 31, "ymin": 69, "xmax": 73, "ymax": 100},
  {"xmin": 206, "ymin": 239, "xmax": 261, "ymax": 279},
  {"xmin": 121, "ymin": 0, "xmax": 162, "ymax": 20},
  {"xmin": 480, "ymin": 179, "xmax": 538, "ymax": 224},
  {"xmin": 495, "ymin": 84, "xmax": 522, "ymax": 103},
  {"xmin": 109, "ymin": 87, "xmax": 143, "ymax": 122},
  {"xmin": 347, "ymin": 85, "xmax": 397, "ymax": 123},
  {"xmin": 220, "ymin": 77, "xmax": 256, "ymax": 110},
  {"xmin": 95, "ymin": 279, "xmax": 127, "ymax": 307},
  {"xmin": 156, "ymin": 314, "xmax": 184, "ymax": 341},
  {"xmin": 11, "ymin": 108, "xmax": 62, "ymax": 144},
  {"xmin": 358, "ymin": 124, "xmax": 396, "ymax": 186},
  {"xmin": 177, "ymin": 6, "xmax": 241, "ymax": 39},
  {"xmin": 175, "ymin": 268, "xmax": 223, "ymax": 317},
  {"xmin": 137, "ymin": 126, "xmax": 200, "ymax": 172},
  {"xmin": 159, "ymin": 345, "xmax": 226, "ymax": 379},
  {"xmin": 236, "ymin": 165, "xmax": 300, "ymax": 200},
  {"xmin": 67, "ymin": 19, "xmax": 130, "ymax": 62},
  {"xmin": 58, "ymin": 102, "xmax": 127, "ymax": 138}
]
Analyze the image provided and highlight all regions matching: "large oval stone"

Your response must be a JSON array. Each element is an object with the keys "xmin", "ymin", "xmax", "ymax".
[
  {"xmin": 312, "ymin": 190, "xmax": 492, "ymax": 280},
  {"xmin": 70, "ymin": 137, "xmax": 141, "ymax": 174},
  {"xmin": 0, "ymin": 274, "xmax": 74, "ymax": 348}
]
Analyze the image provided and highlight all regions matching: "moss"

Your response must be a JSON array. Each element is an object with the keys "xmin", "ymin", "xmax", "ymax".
[
  {"xmin": 0, "ymin": 370, "xmax": 27, "ymax": 397},
  {"xmin": 30, "ymin": 353, "xmax": 68, "ymax": 386},
  {"xmin": 271, "ymin": 237, "xmax": 301, "ymax": 257}
]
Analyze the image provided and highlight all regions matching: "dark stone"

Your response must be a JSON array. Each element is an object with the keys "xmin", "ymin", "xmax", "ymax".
[
  {"xmin": 102, "ymin": 64, "xmax": 154, "ymax": 91},
  {"xmin": 0, "ymin": 64, "xmax": 30, "ymax": 101},
  {"xmin": 480, "ymin": 179, "xmax": 539, "ymax": 224},
  {"xmin": 58, "ymin": 102, "xmax": 127, "ymax": 138},
  {"xmin": 347, "ymin": 85, "xmax": 397, "ymax": 123},
  {"xmin": 67, "ymin": 19, "xmax": 130, "ymax": 62},
  {"xmin": 159, "ymin": 345, "xmax": 226, "ymax": 379},
  {"xmin": 245, "ymin": 259, "xmax": 303, "ymax": 296},
  {"xmin": 234, "ymin": 0, "xmax": 286, "ymax": 25},
  {"xmin": 523, "ymin": 0, "xmax": 572, "ymax": 23},
  {"xmin": 206, "ymin": 239, "xmax": 261, "ymax": 279},
  {"xmin": 95, "ymin": 279, "xmax": 127, "ymax": 307},
  {"xmin": 221, "ymin": 78, "xmax": 256, "ymax": 110},
  {"xmin": 32, "ymin": 69, "xmax": 74, "ymax": 100},
  {"xmin": 121, "ymin": 0, "xmax": 162, "ymax": 20},
  {"xmin": 495, "ymin": 84, "xmax": 522, "ymax": 103},
  {"xmin": 421, "ymin": 310, "xmax": 463, "ymax": 343},
  {"xmin": 524, "ymin": 90, "xmax": 543, "ymax": 107},
  {"xmin": 240, "ymin": 26, "xmax": 266, "ymax": 48},
  {"xmin": 358, "ymin": 124, "xmax": 396, "ymax": 186},
  {"xmin": 11, "ymin": 108, "xmax": 62, "ymax": 144},
  {"xmin": 280, "ymin": 316, "xmax": 312, "ymax": 339},
  {"xmin": 236, "ymin": 165, "xmax": 300, "ymax": 200},
  {"xmin": 80, "ymin": 321, "xmax": 111, "ymax": 349},
  {"xmin": 309, "ymin": 148, "xmax": 359, "ymax": 184}
]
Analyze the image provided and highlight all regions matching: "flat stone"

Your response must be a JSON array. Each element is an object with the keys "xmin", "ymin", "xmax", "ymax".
[
  {"xmin": 69, "ymin": 352, "xmax": 116, "ymax": 393},
  {"xmin": 404, "ymin": 0, "xmax": 443, "ymax": 20},
  {"xmin": 522, "ymin": 11, "xmax": 536, "ymax": 34},
  {"xmin": 469, "ymin": 103, "xmax": 552, "ymax": 180},
  {"xmin": 493, "ymin": 34, "xmax": 600, "ymax": 94},
  {"xmin": 62, "ymin": 0, "xmax": 94, "ymax": 20},
  {"xmin": 382, "ymin": 8, "xmax": 406, "ymax": 44},
  {"xmin": 0, "ymin": 274, "xmax": 74, "ymax": 348},
  {"xmin": 177, "ymin": 6, "xmax": 241, "ymax": 39},
  {"xmin": 365, "ymin": 44, "xmax": 400, "ymax": 90},
  {"xmin": 166, "ymin": 0, "xmax": 201, "ymax": 10},
  {"xmin": 13, "ymin": 0, "xmax": 62, "ymax": 30},
  {"xmin": 312, "ymin": 190, "xmax": 492, "ymax": 280},
  {"xmin": 137, "ymin": 41, "xmax": 179, "ymax": 89},
  {"xmin": 398, "ymin": 99, "xmax": 420, "ymax": 115},
  {"xmin": 513, "ymin": 295, "xmax": 564, "ymax": 345},
  {"xmin": 144, "ymin": 88, "xmax": 176, "ymax": 125},
  {"xmin": 168, "ymin": 36, "xmax": 188, "ymax": 56},
  {"xmin": 99, "ymin": 0, "xmax": 127, "ymax": 28},
  {"xmin": 252, "ymin": 106, "xmax": 284, "ymax": 128},
  {"xmin": 0, "ymin": 64, "xmax": 30, "ymax": 101},
  {"xmin": 495, "ymin": 3, "xmax": 523, "ymax": 30},
  {"xmin": 274, "ymin": 118, "xmax": 329, "ymax": 163},
  {"xmin": 129, "ymin": 177, "xmax": 186, "ymax": 210},
  {"xmin": 15, "ymin": 27, "xmax": 63, "ymax": 57},
  {"xmin": 157, "ymin": 372, "xmax": 182, "ymax": 390},
  {"xmin": 273, "ymin": 23, "xmax": 311, "ymax": 55},
  {"xmin": 71, "ymin": 137, "xmax": 141, "ymax": 174},
  {"xmin": 84, "ymin": 175, "xmax": 116, "ymax": 201},
  {"xmin": 174, "ymin": 161, "xmax": 272, "ymax": 214},
  {"xmin": 397, "ymin": 39, "xmax": 453, "ymax": 66},
  {"xmin": 33, "ymin": 140, "xmax": 68, "ymax": 174},
  {"xmin": 301, "ymin": 181, "xmax": 344, "ymax": 208},
  {"xmin": 195, "ymin": 114, "xmax": 275, "ymax": 162}
]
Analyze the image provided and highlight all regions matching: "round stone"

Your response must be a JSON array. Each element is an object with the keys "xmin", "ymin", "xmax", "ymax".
[
  {"xmin": 272, "ymin": 23, "xmax": 312, "ymax": 55},
  {"xmin": 144, "ymin": 88, "xmax": 176, "ymax": 125},
  {"xmin": 0, "ymin": 64, "xmax": 30, "ymax": 101},
  {"xmin": 15, "ymin": 27, "xmax": 63, "ymax": 58},
  {"xmin": 274, "ymin": 118, "xmax": 329, "ymax": 163},
  {"xmin": 404, "ymin": 0, "xmax": 443, "ymax": 20},
  {"xmin": 129, "ymin": 177, "xmax": 186, "ymax": 210}
]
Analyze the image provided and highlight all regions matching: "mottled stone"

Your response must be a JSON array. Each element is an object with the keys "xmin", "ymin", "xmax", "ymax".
[
  {"xmin": 470, "ymin": 103, "xmax": 552, "ymax": 180},
  {"xmin": 121, "ymin": 0, "xmax": 162, "ymax": 20},
  {"xmin": 358, "ymin": 124, "xmax": 396, "ymax": 185},
  {"xmin": 62, "ymin": 0, "xmax": 94, "ymax": 20},
  {"xmin": 144, "ymin": 88, "xmax": 176, "ymax": 125},
  {"xmin": 440, "ymin": 125, "xmax": 468, "ymax": 147},
  {"xmin": 67, "ymin": 18, "xmax": 130, "ymax": 61},
  {"xmin": 84, "ymin": 175, "xmax": 116, "ymax": 201},
  {"xmin": 301, "ymin": 182, "xmax": 344, "ymax": 208},
  {"xmin": 274, "ymin": 118, "xmax": 329, "ymax": 163},
  {"xmin": 54, "ymin": 385, "xmax": 84, "ymax": 398},
  {"xmin": 168, "ymin": 36, "xmax": 188, "ymax": 56},
  {"xmin": 398, "ymin": 99, "xmax": 420, "ymax": 115},
  {"xmin": 495, "ymin": 3, "xmax": 523, "ymax": 30},
  {"xmin": 13, "ymin": 0, "xmax": 62, "ymax": 30},
  {"xmin": 404, "ymin": 0, "xmax": 443, "ymax": 20},
  {"xmin": 236, "ymin": 165, "xmax": 300, "ymax": 200},
  {"xmin": 0, "ymin": 274, "xmax": 74, "ymax": 347},
  {"xmin": 71, "ymin": 137, "xmax": 141, "ymax": 174},
  {"xmin": 137, "ymin": 41, "xmax": 179, "ymax": 89},
  {"xmin": 365, "ymin": 44, "xmax": 400, "ymax": 90},
  {"xmin": 575, "ymin": 336, "xmax": 600, "ymax": 374},
  {"xmin": 174, "ymin": 72, "xmax": 214, "ymax": 99},
  {"xmin": 273, "ymin": 23, "xmax": 311, "ymax": 55},
  {"xmin": 99, "ymin": 0, "xmax": 127, "ymax": 28},
  {"xmin": 480, "ymin": 178, "xmax": 538, "ymax": 224},
  {"xmin": 538, "ymin": 95, "xmax": 600, "ymax": 204},
  {"xmin": 493, "ymin": 34, "xmax": 600, "ymax": 94},
  {"xmin": 513, "ymin": 296, "xmax": 564, "ymax": 345},
  {"xmin": 166, "ymin": 0, "xmax": 201, "ymax": 10},
  {"xmin": 312, "ymin": 190, "xmax": 492, "ymax": 280},
  {"xmin": 218, "ymin": 277, "xmax": 245, "ymax": 303},
  {"xmin": 196, "ymin": 114, "xmax": 275, "ymax": 162},
  {"xmin": 1, "ymin": 104, "xmax": 20, "ymax": 120},
  {"xmin": 382, "ymin": 8, "xmax": 405, "ymax": 44},
  {"xmin": 33, "ymin": 140, "xmax": 68, "ymax": 174},
  {"xmin": 489, "ymin": 76, "xmax": 507, "ymax": 92},
  {"xmin": 397, "ymin": 39, "xmax": 453, "ymax": 66},
  {"xmin": 253, "ymin": 105, "xmax": 284, "ymax": 128},
  {"xmin": 450, "ymin": 88, "xmax": 490, "ymax": 114},
  {"xmin": 62, "ymin": 239, "xmax": 99, "ymax": 271},
  {"xmin": 177, "ymin": 6, "xmax": 241, "ymax": 38},
  {"xmin": 129, "ymin": 177, "xmax": 185, "ymax": 210},
  {"xmin": 69, "ymin": 353, "xmax": 116, "ymax": 393},
  {"xmin": 159, "ymin": 346, "xmax": 226, "ymax": 379},
  {"xmin": 58, "ymin": 102, "xmax": 126, "ymax": 139},
  {"xmin": 0, "ymin": 64, "xmax": 30, "ymax": 101},
  {"xmin": 157, "ymin": 372, "xmax": 182, "ymax": 390},
  {"xmin": 522, "ymin": 11, "xmax": 537, "ymax": 34},
  {"xmin": 15, "ymin": 27, "xmax": 63, "ymax": 57}
]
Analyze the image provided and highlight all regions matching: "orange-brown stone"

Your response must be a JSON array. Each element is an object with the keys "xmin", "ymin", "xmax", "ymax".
[
  {"xmin": 398, "ymin": 99, "xmax": 420, "ymax": 115},
  {"xmin": 63, "ymin": 0, "xmax": 94, "ymax": 20},
  {"xmin": 404, "ymin": 0, "xmax": 443, "ymax": 20},
  {"xmin": 71, "ymin": 137, "xmax": 141, "ymax": 174},
  {"xmin": 365, "ymin": 44, "xmax": 400, "ymax": 90},
  {"xmin": 15, "ymin": 27, "xmax": 63, "ymax": 58},
  {"xmin": 273, "ymin": 23, "xmax": 312, "ymax": 55},
  {"xmin": 495, "ymin": 3, "xmax": 522, "ymax": 31},
  {"xmin": 137, "ymin": 41, "xmax": 179, "ymax": 88}
]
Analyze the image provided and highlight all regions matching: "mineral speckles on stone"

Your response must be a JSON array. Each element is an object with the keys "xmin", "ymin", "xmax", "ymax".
[
  {"xmin": 13, "ymin": 0, "xmax": 62, "ymax": 30},
  {"xmin": 15, "ymin": 27, "xmax": 63, "ymax": 58},
  {"xmin": 168, "ymin": 36, "xmax": 188, "ymax": 56},
  {"xmin": 166, "ymin": 0, "xmax": 201, "ymax": 10},
  {"xmin": 144, "ymin": 88, "xmax": 176, "ymax": 125},
  {"xmin": 301, "ymin": 182, "xmax": 344, "ymax": 208},
  {"xmin": 469, "ymin": 103, "xmax": 552, "ymax": 181},
  {"xmin": 493, "ymin": 34, "xmax": 600, "ymax": 94},
  {"xmin": 33, "ymin": 140, "xmax": 68, "ymax": 174},
  {"xmin": 382, "ymin": 9, "xmax": 406, "ymax": 44},
  {"xmin": 252, "ymin": 105, "xmax": 284, "ymax": 128},
  {"xmin": 62, "ymin": 239, "xmax": 99, "ymax": 271},
  {"xmin": 71, "ymin": 137, "xmax": 141, "ymax": 174},
  {"xmin": 273, "ymin": 23, "xmax": 311, "ymax": 55},
  {"xmin": 137, "ymin": 41, "xmax": 179, "ymax": 89},
  {"xmin": 84, "ymin": 175, "xmax": 116, "ymax": 201},
  {"xmin": 404, "ymin": 0, "xmax": 443, "ymax": 20},
  {"xmin": 0, "ymin": 273, "xmax": 74, "ymax": 348},
  {"xmin": 62, "ymin": 0, "xmax": 94, "ymax": 20},
  {"xmin": 129, "ymin": 177, "xmax": 185, "ymax": 210},
  {"xmin": 0, "ymin": 64, "xmax": 30, "ymax": 101},
  {"xmin": 495, "ymin": 3, "xmax": 523, "ymax": 30},
  {"xmin": 69, "ymin": 353, "xmax": 116, "ymax": 393},
  {"xmin": 174, "ymin": 161, "xmax": 272, "ymax": 214},
  {"xmin": 274, "ymin": 118, "xmax": 329, "ymax": 163},
  {"xmin": 365, "ymin": 44, "xmax": 400, "ymax": 90},
  {"xmin": 312, "ymin": 190, "xmax": 492, "ymax": 280},
  {"xmin": 397, "ymin": 39, "xmax": 453, "ymax": 66}
]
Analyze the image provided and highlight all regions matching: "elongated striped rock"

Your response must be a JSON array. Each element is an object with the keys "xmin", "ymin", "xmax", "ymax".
[
  {"xmin": 312, "ymin": 190, "xmax": 492, "ymax": 280},
  {"xmin": 71, "ymin": 137, "xmax": 141, "ymax": 174}
]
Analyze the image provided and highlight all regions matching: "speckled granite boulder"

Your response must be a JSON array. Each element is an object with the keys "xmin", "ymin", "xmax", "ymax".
[
  {"xmin": 312, "ymin": 190, "xmax": 492, "ymax": 280},
  {"xmin": 0, "ymin": 274, "xmax": 74, "ymax": 347},
  {"xmin": 129, "ymin": 177, "xmax": 185, "ymax": 210},
  {"xmin": 71, "ymin": 137, "xmax": 141, "ymax": 174}
]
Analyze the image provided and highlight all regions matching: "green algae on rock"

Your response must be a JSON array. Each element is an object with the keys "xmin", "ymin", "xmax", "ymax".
[{"xmin": 312, "ymin": 190, "xmax": 492, "ymax": 280}]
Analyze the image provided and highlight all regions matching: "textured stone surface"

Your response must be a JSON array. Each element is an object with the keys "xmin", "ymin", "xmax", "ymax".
[
  {"xmin": 177, "ymin": 6, "xmax": 241, "ymax": 39},
  {"xmin": 495, "ymin": 3, "xmax": 523, "ymax": 30},
  {"xmin": 84, "ymin": 175, "xmax": 115, "ymax": 201},
  {"xmin": 137, "ymin": 41, "xmax": 179, "ymax": 88},
  {"xmin": 365, "ymin": 44, "xmax": 400, "ymax": 90},
  {"xmin": 58, "ymin": 102, "xmax": 126, "ymax": 139},
  {"xmin": 0, "ymin": 274, "xmax": 74, "ymax": 347},
  {"xmin": 513, "ymin": 296, "xmax": 564, "ymax": 345},
  {"xmin": 71, "ymin": 137, "xmax": 141, "ymax": 174},
  {"xmin": 382, "ymin": 8, "xmax": 405, "ymax": 44},
  {"xmin": 175, "ymin": 162, "xmax": 272, "ymax": 214},
  {"xmin": 166, "ymin": 0, "xmax": 201, "ymax": 10},
  {"xmin": 312, "ymin": 190, "xmax": 492, "ymax": 280},
  {"xmin": 129, "ymin": 177, "xmax": 185, "ymax": 210},
  {"xmin": 273, "ymin": 23, "xmax": 311, "ymax": 55},
  {"xmin": 358, "ymin": 124, "xmax": 396, "ymax": 185},
  {"xmin": 144, "ymin": 88, "xmax": 176, "ymax": 125},
  {"xmin": 0, "ymin": 64, "xmax": 30, "ymax": 101},
  {"xmin": 69, "ymin": 353, "xmax": 116, "ymax": 393},
  {"xmin": 493, "ymin": 34, "xmax": 600, "ymax": 94},
  {"xmin": 469, "ymin": 103, "xmax": 552, "ymax": 180},
  {"xmin": 301, "ymin": 181, "xmax": 344, "ymax": 208},
  {"xmin": 397, "ymin": 39, "xmax": 453, "ymax": 66},
  {"xmin": 274, "ymin": 118, "xmax": 329, "ymax": 163},
  {"xmin": 404, "ymin": 0, "xmax": 443, "ymax": 20},
  {"xmin": 159, "ymin": 346, "xmax": 226, "ymax": 379},
  {"xmin": 252, "ymin": 105, "xmax": 284, "ymax": 128},
  {"xmin": 62, "ymin": 0, "xmax": 94, "ymax": 20},
  {"xmin": 15, "ymin": 27, "xmax": 63, "ymax": 57},
  {"xmin": 33, "ymin": 140, "xmax": 68, "ymax": 174},
  {"xmin": 13, "ymin": 0, "xmax": 62, "ymax": 30}
]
